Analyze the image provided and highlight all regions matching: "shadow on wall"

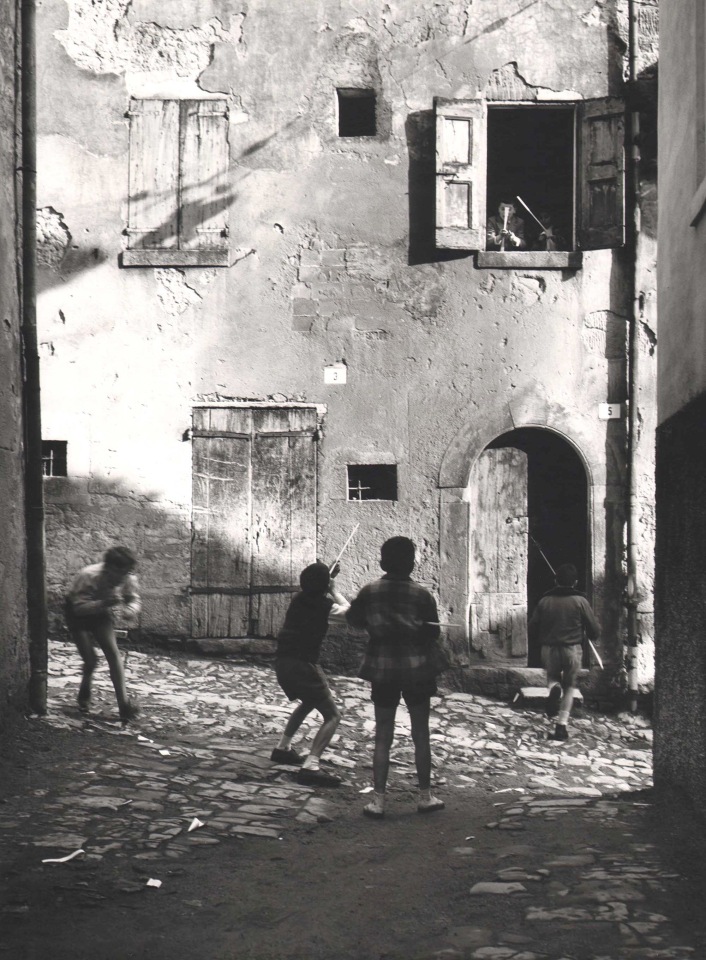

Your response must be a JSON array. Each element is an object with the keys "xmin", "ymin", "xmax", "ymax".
[
  {"xmin": 44, "ymin": 475, "xmax": 193, "ymax": 642},
  {"xmin": 43, "ymin": 473, "xmax": 370, "ymax": 672},
  {"xmin": 37, "ymin": 122, "xmax": 301, "ymax": 292}
]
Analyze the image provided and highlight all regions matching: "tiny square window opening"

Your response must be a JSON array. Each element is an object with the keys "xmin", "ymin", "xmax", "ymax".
[
  {"xmin": 42, "ymin": 441, "xmax": 67, "ymax": 477},
  {"xmin": 337, "ymin": 89, "xmax": 377, "ymax": 137},
  {"xmin": 347, "ymin": 465, "xmax": 397, "ymax": 501}
]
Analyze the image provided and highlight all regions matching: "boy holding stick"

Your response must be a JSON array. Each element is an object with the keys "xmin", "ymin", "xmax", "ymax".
[{"xmin": 271, "ymin": 561, "xmax": 350, "ymax": 786}]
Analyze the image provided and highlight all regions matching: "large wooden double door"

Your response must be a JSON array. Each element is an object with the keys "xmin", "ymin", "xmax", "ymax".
[{"xmin": 190, "ymin": 406, "xmax": 317, "ymax": 638}]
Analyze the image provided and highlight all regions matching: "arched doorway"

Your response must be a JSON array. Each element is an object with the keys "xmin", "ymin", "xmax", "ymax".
[{"xmin": 469, "ymin": 428, "xmax": 589, "ymax": 667}]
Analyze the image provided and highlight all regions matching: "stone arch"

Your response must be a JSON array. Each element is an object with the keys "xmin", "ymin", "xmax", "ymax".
[{"xmin": 437, "ymin": 388, "xmax": 611, "ymax": 666}]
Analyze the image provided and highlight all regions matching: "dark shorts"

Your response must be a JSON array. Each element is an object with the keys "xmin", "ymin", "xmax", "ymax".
[
  {"xmin": 370, "ymin": 679, "xmax": 438, "ymax": 709},
  {"xmin": 275, "ymin": 658, "xmax": 334, "ymax": 710}
]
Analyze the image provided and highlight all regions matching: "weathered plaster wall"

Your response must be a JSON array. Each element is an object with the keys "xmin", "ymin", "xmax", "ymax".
[
  {"xmin": 36, "ymin": 0, "xmax": 657, "ymax": 692},
  {"xmin": 655, "ymin": 0, "xmax": 706, "ymax": 815},
  {"xmin": 0, "ymin": 0, "xmax": 30, "ymax": 713}
]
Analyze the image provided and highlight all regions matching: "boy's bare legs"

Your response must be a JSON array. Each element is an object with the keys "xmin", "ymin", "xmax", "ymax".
[
  {"xmin": 72, "ymin": 627, "xmax": 98, "ymax": 710},
  {"xmin": 301, "ymin": 696, "xmax": 342, "ymax": 770},
  {"xmin": 363, "ymin": 705, "xmax": 396, "ymax": 817},
  {"xmin": 409, "ymin": 699, "xmax": 444, "ymax": 813},
  {"xmin": 408, "ymin": 700, "xmax": 432, "ymax": 790},
  {"xmin": 91, "ymin": 619, "xmax": 131, "ymax": 717}
]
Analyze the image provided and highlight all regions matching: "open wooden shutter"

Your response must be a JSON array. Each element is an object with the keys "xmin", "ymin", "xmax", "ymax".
[
  {"xmin": 435, "ymin": 98, "xmax": 486, "ymax": 250},
  {"xmin": 578, "ymin": 97, "xmax": 625, "ymax": 249},
  {"xmin": 469, "ymin": 448, "xmax": 528, "ymax": 662},
  {"xmin": 127, "ymin": 100, "xmax": 180, "ymax": 250},
  {"xmin": 180, "ymin": 100, "xmax": 230, "ymax": 254}
]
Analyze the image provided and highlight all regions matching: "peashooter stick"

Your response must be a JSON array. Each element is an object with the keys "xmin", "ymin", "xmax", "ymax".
[{"xmin": 329, "ymin": 523, "xmax": 360, "ymax": 572}]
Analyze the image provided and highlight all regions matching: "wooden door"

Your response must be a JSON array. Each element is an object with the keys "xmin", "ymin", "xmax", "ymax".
[
  {"xmin": 469, "ymin": 447, "xmax": 529, "ymax": 662},
  {"xmin": 191, "ymin": 407, "xmax": 317, "ymax": 638}
]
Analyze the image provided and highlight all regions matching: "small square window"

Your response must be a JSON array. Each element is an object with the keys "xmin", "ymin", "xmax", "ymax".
[
  {"xmin": 337, "ymin": 89, "xmax": 377, "ymax": 137},
  {"xmin": 347, "ymin": 464, "xmax": 397, "ymax": 501},
  {"xmin": 42, "ymin": 441, "xmax": 67, "ymax": 477}
]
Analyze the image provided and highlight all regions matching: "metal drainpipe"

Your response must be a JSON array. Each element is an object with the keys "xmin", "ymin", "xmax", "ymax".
[
  {"xmin": 20, "ymin": 0, "xmax": 48, "ymax": 715},
  {"xmin": 625, "ymin": 0, "xmax": 640, "ymax": 712}
]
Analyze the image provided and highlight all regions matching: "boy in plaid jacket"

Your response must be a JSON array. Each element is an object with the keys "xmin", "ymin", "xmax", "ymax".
[{"xmin": 346, "ymin": 536, "xmax": 444, "ymax": 818}]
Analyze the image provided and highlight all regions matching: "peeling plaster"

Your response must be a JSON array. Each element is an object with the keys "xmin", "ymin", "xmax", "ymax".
[
  {"xmin": 55, "ymin": 0, "xmax": 242, "ymax": 88},
  {"xmin": 485, "ymin": 62, "xmax": 582, "ymax": 101},
  {"xmin": 36, "ymin": 207, "xmax": 71, "ymax": 268},
  {"xmin": 155, "ymin": 269, "xmax": 206, "ymax": 317}
]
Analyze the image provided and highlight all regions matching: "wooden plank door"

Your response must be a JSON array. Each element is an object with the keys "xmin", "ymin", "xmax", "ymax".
[
  {"xmin": 191, "ymin": 406, "xmax": 317, "ymax": 639},
  {"xmin": 469, "ymin": 447, "xmax": 529, "ymax": 662}
]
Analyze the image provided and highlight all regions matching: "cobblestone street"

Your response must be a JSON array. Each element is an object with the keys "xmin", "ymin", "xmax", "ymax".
[{"xmin": 1, "ymin": 642, "xmax": 703, "ymax": 960}]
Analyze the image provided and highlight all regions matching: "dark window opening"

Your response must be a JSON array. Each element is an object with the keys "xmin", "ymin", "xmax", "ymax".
[
  {"xmin": 337, "ymin": 89, "xmax": 377, "ymax": 137},
  {"xmin": 42, "ymin": 440, "xmax": 67, "ymax": 477},
  {"xmin": 347, "ymin": 464, "xmax": 397, "ymax": 501},
  {"xmin": 486, "ymin": 107, "xmax": 575, "ymax": 251}
]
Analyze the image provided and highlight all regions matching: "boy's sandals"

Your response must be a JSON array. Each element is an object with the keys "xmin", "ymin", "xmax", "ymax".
[
  {"xmin": 296, "ymin": 767, "xmax": 341, "ymax": 787},
  {"xmin": 119, "ymin": 700, "xmax": 141, "ymax": 724},
  {"xmin": 417, "ymin": 795, "xmax": 445, "ymax": 814},
  {"xmin": 77, "ymin": 699, "xmax": 90, "ymax": 716},
  {"xmin": 270, "ymin": 747, "xmax": 304, "ymax": 765},
  {"xmin": 363, "ymin": 801, "xmax": 385, "ymax": 819}
]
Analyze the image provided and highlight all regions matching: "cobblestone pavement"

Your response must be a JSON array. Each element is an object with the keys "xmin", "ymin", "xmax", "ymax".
[{"xmin": 2, "ymin": 642, "xmax": 703, "ymax": 960}]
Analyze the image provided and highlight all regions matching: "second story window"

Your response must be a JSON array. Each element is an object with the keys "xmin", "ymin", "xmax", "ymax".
[
  {"xmin": 435, "ymin": 96, "xmax": 625, "ymax": 266},
  {"xmin": 123, "ymin": 99, "xmax": 230, "ymax": 268}
]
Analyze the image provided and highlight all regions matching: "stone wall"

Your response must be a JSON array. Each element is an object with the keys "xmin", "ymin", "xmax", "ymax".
[
  {"xmin": 655, "ymin": 0, "xmax": 706, "ymax": 815},
  {"xmin": 0, "ymin": 0, "xmax": 29, "ymax": 714},
  {"xmin": 36, "ymin": 0, "xmax": 657, "ymax": 695}
]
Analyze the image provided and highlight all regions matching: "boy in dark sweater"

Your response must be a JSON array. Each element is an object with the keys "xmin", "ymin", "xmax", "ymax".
[
  {"xmin": 528, "ymin": 562, "xmax": 600, "ymax": 741},
  {"xmin": 271, "ymin": 561, "xmax": 349, "ymax": 787}
]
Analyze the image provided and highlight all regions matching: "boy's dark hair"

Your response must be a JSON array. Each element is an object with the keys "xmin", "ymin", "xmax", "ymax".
[
  {"xmin": 300, "ymin": 562, "xmax": 330, "ymax": 595},
  {"xmin": 104, "ymin": 546, "xmax": 137, "ymax": 572},
  {"xmin": 380, "ymin": 536, "xmax": 415, "ymax": 576},
  {"xmin": 555, "ymin": 563, "xmax": 578, "ymax": 587}
]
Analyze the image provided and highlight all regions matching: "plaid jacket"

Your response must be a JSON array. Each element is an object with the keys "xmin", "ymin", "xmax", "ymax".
[{"xmin": 346, "ymin": 575, "xmax": 440, "ymax": 685}]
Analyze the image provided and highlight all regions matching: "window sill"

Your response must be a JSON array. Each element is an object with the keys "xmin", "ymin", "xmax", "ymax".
[
  {"xmin": 121, "ymin": 249, "xmax": 229, "ymax": 267},
  {"xmin": 476, "ymin": 251, "xmax": 583, "ymax": 270}
]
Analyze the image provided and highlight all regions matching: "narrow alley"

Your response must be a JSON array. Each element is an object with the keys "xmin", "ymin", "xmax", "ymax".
[{"xmin": 1, "ymin": 642, "xmax": 702, "ymax": 960}]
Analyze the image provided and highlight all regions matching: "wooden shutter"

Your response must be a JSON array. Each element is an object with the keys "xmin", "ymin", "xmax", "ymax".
[
  {"xmin": 435, "ymin": 98, "xmax": 486, "ymax": 250},
  {"xmin": 469, "ymin": 448, "xmax": 528, "ymax": 662},
  {"xmin": 180, "ymin": 100, "xmax": 230, "ymax": 253},
  {"xmin": 578, "ymin": 97, "xmax": 625, "ymax": 249},
  {"xmin": 127, "ymin": 100, "xmax": 180, "ymax": 250},
  {"xmin": 191, "ymin": 407, "xmax": 252, "ymax": 638},
  {"xmin": 249, "ymin": 408, "xmax": 317, "ymax": 638}
]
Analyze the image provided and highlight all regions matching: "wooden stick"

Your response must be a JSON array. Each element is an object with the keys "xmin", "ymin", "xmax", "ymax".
[
  {"xmin": 329, "ymin": 523, "xmax": 360, "ymax": 572},
  {"xmin": 516, "ymin": 194, "xmax": 547, "ymax": 232},
  {"xmin": 587, "ymin": 638, "xmax": 604, "ymax": 670}
]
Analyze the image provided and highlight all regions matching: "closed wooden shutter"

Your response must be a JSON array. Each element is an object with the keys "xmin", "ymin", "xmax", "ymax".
[
  {"xmin": 469, "ymin": 448, "xmax": 529, "ymax": 662},
  {"xmin": 191, "ymin": 406, "xmax": 318, "ymax": 639},
  {"xmin": 435, "ymin": 98, "xmax": 487, "ymax": 250},
  {"xmin": 578, "ymin": 97, "xmax": 625, "ymax": 249},
  {"xmin": 249, "ymin": 408, "xmax": 318, "ymax": 638},
  {"xmin": 180, "ymin": 100, "xmax": 230, "ymax": 252},
  {"xmin": 127, "ymin": 100, "xmax": 180, "ymax": 250},
  {"xmin": 191, "ymin": 407, "xmax": 252, "ymax": 638}
]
